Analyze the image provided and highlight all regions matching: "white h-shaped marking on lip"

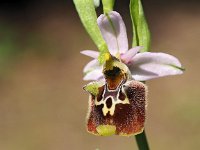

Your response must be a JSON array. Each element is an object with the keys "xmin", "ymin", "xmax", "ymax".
[{"xmin": 95, "ymin": 85, "xmax": 130, "ymax": 116}]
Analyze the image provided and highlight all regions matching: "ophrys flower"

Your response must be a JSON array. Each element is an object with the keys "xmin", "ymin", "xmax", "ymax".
[
  {"xmin": 81, "ymin": 11, "xmax": 183, "ymax": 81},
  {"xmin": 84, "ymin": 56, "xmax": 147, "ymax": 136}
]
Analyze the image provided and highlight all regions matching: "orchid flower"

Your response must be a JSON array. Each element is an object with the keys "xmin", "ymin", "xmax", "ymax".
[{"xmin": 81, "ymin": 11, "xmax": 183, "ymax": 81}]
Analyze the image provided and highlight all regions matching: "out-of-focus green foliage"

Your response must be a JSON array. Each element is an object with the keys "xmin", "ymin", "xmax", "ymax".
[{"xmin": 0, "ymin": 25, "xmax": 18, "ymax": 63}]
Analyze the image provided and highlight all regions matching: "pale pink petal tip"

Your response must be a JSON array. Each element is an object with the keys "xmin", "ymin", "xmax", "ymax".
[
  {"xmin": 80, "ymin": 50, "xmax": 99, "ymax": 59},
  {"xmin": 83, "ymin": 69, "xmax": 104, "ymax": 81},
  {"xmin": 97, "ymin": 11, "xmax": 128, "ymax": 55},
  {"xmin": 129, "ymin": 52, "xmax": 184, "ymax": 81},
  {"xmin": 121, "ymin": 46, "xmax": 142, "ymax": 64}
]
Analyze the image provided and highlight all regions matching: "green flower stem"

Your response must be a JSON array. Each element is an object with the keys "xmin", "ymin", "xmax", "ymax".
[
  {"xmin": 102, "ymin": 0, "xmax": 115, "ymax": 13},
  {"xmin": 135, "ymin": 130, "xmax": 150, "ymax": 150}
]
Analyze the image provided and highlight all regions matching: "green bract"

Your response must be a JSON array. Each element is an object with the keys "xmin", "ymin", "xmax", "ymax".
[
  {"xmin": 130, "ymin": 0, "xmax": 151, "ymax": 52},
  {"xmin": 73, "ymin": 0, "xmax": 108, "ymax": 64},
  {"xmin": 102, "ymin": 0, "xmax": 115, "ymax": 13}
]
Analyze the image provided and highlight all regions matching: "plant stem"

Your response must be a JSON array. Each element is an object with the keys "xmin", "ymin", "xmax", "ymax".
[{"xmin": 135, "ymin": 130, "xmax": 150, "ymax": 150}]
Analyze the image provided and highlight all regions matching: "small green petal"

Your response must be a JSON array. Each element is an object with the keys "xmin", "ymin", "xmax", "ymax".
[
  {"xmin": 98, "ymin": 48, "xmax": 110, "ymax": 65},
  {"xmin": 83, "ymin": 81, "xmax": 103, "ymax": 96}
]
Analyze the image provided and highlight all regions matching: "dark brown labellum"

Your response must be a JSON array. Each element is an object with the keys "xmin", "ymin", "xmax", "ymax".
[{"xmin": 86, "ymin": 80, "xmax": 147, "ymax": 136}]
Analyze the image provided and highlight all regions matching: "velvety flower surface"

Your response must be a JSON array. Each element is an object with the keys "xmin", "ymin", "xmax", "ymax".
[{"xmin": 81, "ymin": 11, "xmax": 183, "ymax": 81}]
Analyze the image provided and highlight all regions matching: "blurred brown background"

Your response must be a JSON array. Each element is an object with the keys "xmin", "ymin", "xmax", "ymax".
[{"xmin": 0, "ymin": 0, "xmax": 199, "ymax": 150}]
